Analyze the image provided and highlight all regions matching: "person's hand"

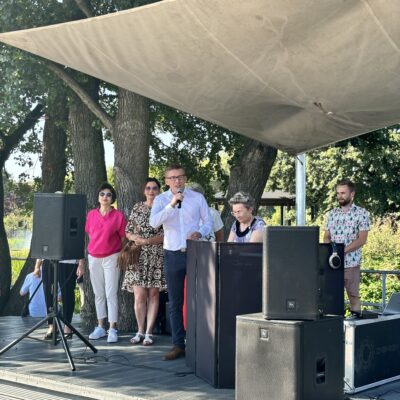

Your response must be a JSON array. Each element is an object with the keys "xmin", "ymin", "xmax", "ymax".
[
  {"xmin": 134, "ymin": 236, "xmax": 149, "ymax": 246},
  {"xmin": 170, "ymin": 192, "xmax": 184, "ymax": 208},
  {"xmin": 188, "ymin": 231, "xmax": 201, "ymax": 240},
  {"xmin": 33, "ymin": 266, "xmax": 41, "ymax": 278},
  {"xmin": 126, "ymin": 232, "xmax": 138, "ymax": 242},
  {"xmin": 77, "ymin": 262, "xmax": 85, "ymax": 278}
]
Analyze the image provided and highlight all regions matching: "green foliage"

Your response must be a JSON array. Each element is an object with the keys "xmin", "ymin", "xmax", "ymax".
[
  {"xmin": 268, "ymin": 127, "xmax": 400, "ymax": 219},
  {"xmin": 359, "ymin": 216, "xmax": 400, "ymax": 308},
  {"xmin": 10, "ymin": 249, "xmax": 28, "ymax": 284},
  {"xmin": 362, "ymin": 216, "xmax": 400, "ymax": 271},
  {"xmin": 150, "ymin": 103, "xmax": 245, "ymax": 197}
]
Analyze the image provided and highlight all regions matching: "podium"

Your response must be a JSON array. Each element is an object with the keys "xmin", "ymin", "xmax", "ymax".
[{"xmin": 186, "ymin": 241, "xmax": 262, "ymax": 388}]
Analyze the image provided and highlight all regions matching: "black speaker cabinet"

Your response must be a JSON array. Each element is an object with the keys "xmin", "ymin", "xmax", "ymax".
[
  {"xmin": 31, "ymin": 193, "xmax": 86, "ymax": 260},
  {"xmin": 263, "ymin": 226, "xmax": 320, "ymax": 320},
  {"xmin": 236, "ymin": 313, "xmax": 344, "ymax": 400},
  {"xmin": 186, "ymin": 240, "xmax": 262, "ymax": 389},
  {"xmin": 319, "ymin": 243, "xmax": 344, "ymax": 316}
]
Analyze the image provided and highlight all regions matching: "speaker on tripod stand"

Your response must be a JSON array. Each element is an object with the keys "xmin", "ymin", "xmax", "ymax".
[{"xmin": 0, "ymin": 193, "xmax": 97, "ymax": 371}]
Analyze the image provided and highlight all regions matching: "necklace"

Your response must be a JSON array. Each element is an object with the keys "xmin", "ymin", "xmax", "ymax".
[{"xmin": 235, "ymin": 217, "xmax": 256, "ymax": 238}]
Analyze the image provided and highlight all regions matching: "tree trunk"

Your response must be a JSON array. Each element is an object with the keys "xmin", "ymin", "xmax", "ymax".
[
  {"xmin": 69, "ymin": 84, "xmax": 107, "ymax": 330},
  {"xmin": 0, "ymin": 104, "xmax": 44, "ymax": 315},
  {"xmin": 3, "ymin": 95, "xmax": 69, "ymax": 316},
  {"xmin": 113, "ymin": 88, "xmax": 150, "ymax": 331},
  {"xmin": 221, "ymin": 139, "xmax": 278, "ymax": 238},
  {"xmin": 113, "ymin": 89, "xmax": 150, "ymax": 216},
  {"xmin": 0, "ymin": 171, "xmax": 12, "ymax": 313},
  {"xmin": 42, "ymin": 89, "xmax": 68, "ymax": 192}
]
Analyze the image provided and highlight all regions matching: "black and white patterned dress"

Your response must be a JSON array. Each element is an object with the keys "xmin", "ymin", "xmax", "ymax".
[{"xmin": 121, "ymin": 202, "xmax": 166, "ymax": 290}]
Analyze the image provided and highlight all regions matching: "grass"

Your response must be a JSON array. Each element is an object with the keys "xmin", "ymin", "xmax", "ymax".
[{"xmin": 10, "ymin": 249, "xmax": 29, "ymax": 285}]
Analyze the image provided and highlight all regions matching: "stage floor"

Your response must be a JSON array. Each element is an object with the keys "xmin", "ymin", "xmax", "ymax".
[{"xmin": 0, "ymin": 316, "xmax": 399, "ymax": 400}]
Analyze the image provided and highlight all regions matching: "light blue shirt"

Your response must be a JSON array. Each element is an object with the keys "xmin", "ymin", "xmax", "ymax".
[
  {"xmin": 20, "ymin": 272, "xmax": 47, "ymax": 317},
  {"xmin": 150, "ymin": 188, "xmax": 212, "ymax": 251}
]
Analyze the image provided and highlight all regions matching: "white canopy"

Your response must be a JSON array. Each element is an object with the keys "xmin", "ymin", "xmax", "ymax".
[{"xmin": 1, "ymin": 0, "xmax": 400, "ymax": 154}]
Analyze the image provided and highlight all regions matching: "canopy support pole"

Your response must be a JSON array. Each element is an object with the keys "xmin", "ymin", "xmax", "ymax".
[{"xmin": 296, "ymin": 153, "xmax": 306, "ymax": 226}]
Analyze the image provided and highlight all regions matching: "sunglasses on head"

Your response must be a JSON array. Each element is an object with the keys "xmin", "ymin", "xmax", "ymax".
[{"xmin": 99, "ymin": 192, "xmax": 112, "ymax": 198}]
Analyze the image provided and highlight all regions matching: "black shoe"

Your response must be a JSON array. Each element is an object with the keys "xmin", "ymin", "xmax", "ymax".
[
  {"xmin": 348, "ymin": 311, "xmax": 361, "ymax": 320},
  {"xmin": 64, "ymin": 333, "xmax": 73, "ymax": 339}
]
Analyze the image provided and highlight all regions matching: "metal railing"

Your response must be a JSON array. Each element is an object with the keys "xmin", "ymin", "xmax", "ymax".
[
  {"xmin": 361, "ymin": 269, "xmax": 400, "ymax": 310},
  {"xmin": 10, "ymin": 257, "xmax": 399, "ymax": 310}
]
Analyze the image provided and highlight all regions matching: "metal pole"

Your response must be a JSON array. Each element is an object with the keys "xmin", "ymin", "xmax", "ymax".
[{"xmin": 296, "ymin": 153, "xmax": 306, "ymax": 226}]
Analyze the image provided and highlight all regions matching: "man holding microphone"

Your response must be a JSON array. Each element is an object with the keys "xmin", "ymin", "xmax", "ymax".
[{"xmin": 150, "ymin": 164, "xmax": 212, "ymax": 360}]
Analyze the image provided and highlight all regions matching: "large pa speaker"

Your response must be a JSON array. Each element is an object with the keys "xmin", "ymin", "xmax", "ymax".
[
  {"xmin": 186, "ymin": 240, "xmax": 262, "ymax": 388},
  {"xmin": 319, "ymin": 243, "xmax": 345, "ymax": 316},
  {"xmin": 31, "ymin": 193, "xmax": 86, "ymax": 260},
  {"xmin": 236, "ymin": 313, "xmax": 344, "ymax": 400},
  {"xmin": 263, "ymin": 226, "xmax": 320, "ymax": 320}
]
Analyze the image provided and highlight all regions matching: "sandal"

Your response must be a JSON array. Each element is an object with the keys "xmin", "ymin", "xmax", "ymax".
[
  {"xmin": 130, "ymin": 332, "xmax": 144, "ymax": 344},
  {"xmin": 143, "ymin": 334, "xmax": 154, "ymax": 346}
]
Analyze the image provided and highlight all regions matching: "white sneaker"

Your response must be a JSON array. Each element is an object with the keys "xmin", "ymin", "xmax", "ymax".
[
  {"xmin": 107, "ymin": 328, "xmax": 118, "ymax": 343},
  {"xmin": 89, "ymin": 326, "xmax": 106, "ymax": 340}
]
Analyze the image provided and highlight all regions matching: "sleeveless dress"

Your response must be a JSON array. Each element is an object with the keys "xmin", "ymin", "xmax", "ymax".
[
  {"xmin": 122, "ymin": 202, "xmax": 166, "ymax": 290},
  {"xmin": 230, "ymin": 216, "xmax": 266, "ymax": 243}
]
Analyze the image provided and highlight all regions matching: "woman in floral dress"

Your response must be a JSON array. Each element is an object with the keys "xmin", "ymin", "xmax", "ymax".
[{"xmin": 122, "ymin": 178, "xmax": 165, "ymax": 346}]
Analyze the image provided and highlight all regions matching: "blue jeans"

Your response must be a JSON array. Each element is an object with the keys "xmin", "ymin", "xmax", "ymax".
[{"xmin": 164, "ymin": 250, "xmax": 187, "ymax": 349}]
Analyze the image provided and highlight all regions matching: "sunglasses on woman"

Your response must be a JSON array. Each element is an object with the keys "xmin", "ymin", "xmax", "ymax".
[{"xmin": 99, "ymin": 192, "xmax": 112, "ymax": 197}]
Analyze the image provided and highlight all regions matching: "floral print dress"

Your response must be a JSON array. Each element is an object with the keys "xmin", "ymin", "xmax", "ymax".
[{"xmin": 121, "ymin": 202, "xmax": 166, "ymax": 290}]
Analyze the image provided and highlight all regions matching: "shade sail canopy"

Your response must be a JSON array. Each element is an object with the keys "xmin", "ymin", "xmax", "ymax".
[{"xmin": 1, "ymin": 0, "xmax": 400, "ymax": 154}]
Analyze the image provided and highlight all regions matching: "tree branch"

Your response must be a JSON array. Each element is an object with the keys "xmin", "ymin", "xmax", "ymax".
[
  {"xmin": 74, "ymin": 0, "xmax": 94, "ymax": 18},
  {"xmin": 0, "ymin": 104, "xmax": 44, "ymax": 166},
  {"xmin": 46, "ymin": 61, "xmax": 114, "ymax": 131}
]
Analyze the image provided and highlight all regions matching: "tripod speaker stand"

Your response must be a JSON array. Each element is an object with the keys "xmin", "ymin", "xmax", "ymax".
[
  {"xmin": 0, "ymin": 260, "xmax": 97, "ymax": 371},
  {"xmin": 0, "ymin": 193, "xmax": 96, "ymax": 371}
]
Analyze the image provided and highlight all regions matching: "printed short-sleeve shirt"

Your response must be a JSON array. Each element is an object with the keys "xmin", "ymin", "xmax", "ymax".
[{"xmin": 325, "ymin": 204, "xmax": 370, "ymax": 268}]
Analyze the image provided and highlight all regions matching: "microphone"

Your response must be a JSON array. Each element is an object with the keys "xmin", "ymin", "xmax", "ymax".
[{"xmin": 177, "ymin": 188, "xmax": 183, "ymax": 209}]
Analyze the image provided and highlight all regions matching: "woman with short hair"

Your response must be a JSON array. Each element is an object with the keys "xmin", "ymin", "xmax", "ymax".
[
  {"xmin": 227, "ymin": 191, "xmax": 265, "ymax": 243},
  {"xmin": 77, "ymin": 182, "xmax": 126, "ymax": 343}
]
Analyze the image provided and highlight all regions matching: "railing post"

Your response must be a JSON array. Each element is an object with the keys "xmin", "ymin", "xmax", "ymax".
[{"xmin": 382, "ymin": 272, "xmax": 387, "ymax": 310}]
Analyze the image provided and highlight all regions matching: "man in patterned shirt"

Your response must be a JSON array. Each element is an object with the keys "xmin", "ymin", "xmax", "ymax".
[{"xmin": 324, "ymin": 178, "xmax": 370, "ymax": 317}]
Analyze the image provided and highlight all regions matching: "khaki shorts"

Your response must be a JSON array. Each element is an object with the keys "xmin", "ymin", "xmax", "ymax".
[{"xmin": 344, "ymin": 266, "xmax": 360, "ymax": 297}]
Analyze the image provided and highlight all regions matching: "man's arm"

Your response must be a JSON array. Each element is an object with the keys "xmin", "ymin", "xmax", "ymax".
[
  {"xmin": 323, "ymin": 230, "xmax": 331, "ymax": 243},
  {"xmin": 215, "ymin": 228, "xmax": 224, "ymax": 242},
  {"xmin": 344, "ymin": 231, "xmax": 368, "ymax": 254},
  {"xmin": 196, "ymin": 196, "xmax": 213, "ymax": 238},
  {"xmin": 150, "ymin": 196, "xmax": 175, "ymax": 228},
  {"xmin": 20, "ymin": 275, "xmax": 30, "ymax": 296}
]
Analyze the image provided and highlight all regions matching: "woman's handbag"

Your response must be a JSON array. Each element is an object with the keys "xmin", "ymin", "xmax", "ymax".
[{"xmin": 118, "ymin": 240, "xmax": 141, "ymax": 270}]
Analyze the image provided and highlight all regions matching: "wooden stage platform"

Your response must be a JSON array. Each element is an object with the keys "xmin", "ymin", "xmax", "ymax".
[{"xmin": 0, "ymin": 316, "xmax": 399, "ymax": 400}]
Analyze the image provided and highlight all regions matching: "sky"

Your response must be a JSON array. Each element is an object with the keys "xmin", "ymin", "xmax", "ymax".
[{"xmin": 5, "ymin": 140, "xmax": 114, "ymax": 180}]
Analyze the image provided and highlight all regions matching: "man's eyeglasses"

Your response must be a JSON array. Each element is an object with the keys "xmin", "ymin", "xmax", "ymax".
[
  {"xmin": 165, "ymin": 175, "xmax": 186, "ymax": 181},
  {"xmin": 145, "ymin": 186, "xmax": 159, "ymax": 191},
  {"xmin": 99, "ymin": 192, "xmax": 112, "ymax": 198}
]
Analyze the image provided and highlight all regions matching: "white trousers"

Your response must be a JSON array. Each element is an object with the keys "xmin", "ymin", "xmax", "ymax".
[{"xmin": 88, "ymin": 253, "xmax": 120, "ymax": 324}]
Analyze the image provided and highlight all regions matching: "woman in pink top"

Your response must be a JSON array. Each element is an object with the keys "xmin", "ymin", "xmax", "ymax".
[{"xmin": 77, "ymin": 182, "xmax": 126, "ymax": 343}]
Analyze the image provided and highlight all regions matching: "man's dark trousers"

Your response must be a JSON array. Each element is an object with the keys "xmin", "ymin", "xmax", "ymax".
[{"xmin": 164, "ymin": 250, "xmax": 186, "ymax": 349}]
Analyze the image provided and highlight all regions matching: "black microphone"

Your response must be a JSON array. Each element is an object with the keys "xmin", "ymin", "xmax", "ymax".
[{"xmin": 177, "ymin": 188, "xmax": 183, "ymax": 209}]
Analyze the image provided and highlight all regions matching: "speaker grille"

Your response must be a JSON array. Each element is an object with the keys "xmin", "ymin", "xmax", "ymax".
[{"xmin": 263, "ymin": 227, "xmax": 320, "ymax": 320}]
